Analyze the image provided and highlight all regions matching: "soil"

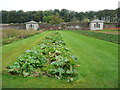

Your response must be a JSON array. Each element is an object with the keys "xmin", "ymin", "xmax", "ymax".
[{"xmin": 93, "ymin": 31, "xmax": 120, "ymax": 34}]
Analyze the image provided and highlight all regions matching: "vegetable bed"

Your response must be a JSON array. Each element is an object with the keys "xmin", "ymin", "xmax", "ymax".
[
  {"xmin": 71, "ymin": 30, "xmax": 119, "ymax": 44},
  {"xmin": 2, "ymin": 30, "xmax": 118, "ymax": 88},
  {"xmin": 7, "ymin": 32, "xmax": 79, "ymax": 82}
]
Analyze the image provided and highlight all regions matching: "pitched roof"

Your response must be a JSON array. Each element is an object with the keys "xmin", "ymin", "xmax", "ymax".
[
  {"xmin": 25, "ymin": 21, "xmax": 38, "ymax": 24},
  {"xmin": 91, "ymin": 19, "xmax": 104, "ymax": 23}
]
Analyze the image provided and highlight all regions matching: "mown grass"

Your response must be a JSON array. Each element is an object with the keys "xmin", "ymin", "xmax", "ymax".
[
  {"xmin": 2, "ymin": 31, "xmax": 50, "ymax": 69},
  {"xmin": 2, "ymin": 30, "xmax": 118, "ymax": 88},
  {"xmin": 71, "ymin": 30, "xmax": 119, "ymax": 44},
  {"xmin": 59, "ymin": 31, "xmax": 118, "ymax": 88}
]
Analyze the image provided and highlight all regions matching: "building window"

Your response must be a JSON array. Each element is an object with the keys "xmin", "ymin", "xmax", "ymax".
[{"xmin": 94, "ymin": 23, "xmax": 100, "ymax": 28}]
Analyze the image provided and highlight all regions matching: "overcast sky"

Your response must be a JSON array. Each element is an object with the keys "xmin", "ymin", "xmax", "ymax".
[{"xmin": 1, "ymin": 0, "xmax": 120, "ymax": 12}]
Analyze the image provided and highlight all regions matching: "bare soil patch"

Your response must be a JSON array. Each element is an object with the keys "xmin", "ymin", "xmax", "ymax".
[{"xmin": 93, "ymin": 31, "xmax": 120, "ymax": 34}]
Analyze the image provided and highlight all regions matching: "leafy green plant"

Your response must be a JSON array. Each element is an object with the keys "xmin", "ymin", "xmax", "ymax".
[{"xmin": 7, "ymin": 32, "xmax": 79, "ymax": 82}]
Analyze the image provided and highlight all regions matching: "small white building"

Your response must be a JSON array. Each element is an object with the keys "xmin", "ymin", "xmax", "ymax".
[
  {"xmin": 90, "ymin": 19, "xmax": 104, "ymax": 30},
  {"xmin": 25, "ymin": 21, "xmax": 39, "ymax": 30}
]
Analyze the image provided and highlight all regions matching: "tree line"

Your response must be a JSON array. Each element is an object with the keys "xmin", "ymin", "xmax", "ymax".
[{"xmin": 1, "ymin": 8, "xmax": 119, "ymax": 24}]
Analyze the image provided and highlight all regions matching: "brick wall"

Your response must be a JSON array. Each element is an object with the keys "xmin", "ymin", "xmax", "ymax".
[{"xmin": 103, "ymin": 23, "xmax": 118, "ymax": 30}]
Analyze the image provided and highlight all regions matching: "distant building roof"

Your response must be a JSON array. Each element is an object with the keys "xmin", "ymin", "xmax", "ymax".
[
  {"xmin": 25, "ymin": 21, "xmax": 38, "ymax": 24},
  {"xmin": 91, "ymin": 19, "xmax": 104, "ymax": 23}
]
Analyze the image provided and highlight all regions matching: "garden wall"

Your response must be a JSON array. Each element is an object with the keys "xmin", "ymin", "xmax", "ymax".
[
  {"xmin": 103, "ymin": 23, "xmax": 119, "ymax": 30},
  {"xmin": 1, "ymin": 22, "xmax": 119, "ymax": 30},
  {"xmin": 61, "ymin": 22, "xmax": 119, "ymax": 30},
  {"xmin": 1, "ymin": 24, "xmax": 26, "ymax": 30}
]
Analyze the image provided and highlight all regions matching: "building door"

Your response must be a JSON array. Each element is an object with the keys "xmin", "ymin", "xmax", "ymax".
[
  {"xmin": 94, "ymin": 23, "xmax": 100, "ymax": 29},
  {"xmin": 30, "ymin": 24, "xmax": 32, "ymax": 28}
]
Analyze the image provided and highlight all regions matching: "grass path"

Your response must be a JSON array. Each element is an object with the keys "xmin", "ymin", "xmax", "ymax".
[
  {"xmin": 59, "ymin": 31, "xmax": 118, "ymax": 88},
  {"xmin": 2, "ymin": 30, "xmax": 118, "ymax": 88},
  {"xmin": 2, "ymin": 31, "xmax": 50, "ymax": 69}
]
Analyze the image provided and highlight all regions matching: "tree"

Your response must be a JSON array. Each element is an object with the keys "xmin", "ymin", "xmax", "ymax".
[
  {"xmin": 16, "ymin": 10, "xmax": 26, "ymax": 23},
  {"xmin": 49, "ymin": 15, "xmax": 64, "ymax": 24},
  {"xmin": 60, "ymin": 9, "xmax": 70, "ymax": 22},
  {"xmin": 7, "ymin": 10, "xmax": 17, "ymax": 23},
  {"xmin": 117, "ymin": 8, "xmax": 120, "ymax": 23},
  {"xmin": 1, "ymin": 10, "xmax": 8, "ymax": 23},
  {"xmin": 76, "ymin": 12, "xmax": 84, "ymax": 22},
  {"xmin": 83, "ymin": 18, "xmax": 90, "ymax": 22},
  {"xmin": 1, "ymin": 9, "xmax": 118, "ymax": 23},
  {"xmin": 53, "ymin": 9, "xmax": 60, "ymax": 15},
  {"xmin": 43, "ymin": 16, "xmax": 52, "ymax": 23},
  {"xmin": 70, "ymin": 17, "xmax": 79, "ymax": 22}
]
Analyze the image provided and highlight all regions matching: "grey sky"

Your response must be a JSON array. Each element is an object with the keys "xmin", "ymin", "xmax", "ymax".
[
  {"xmin": 119, "ymin": 1, "xmax": 120, "ymax": 7},
  {"xmin": 0, "ymin": 0, "xmax": 119, "ymax": 12}
]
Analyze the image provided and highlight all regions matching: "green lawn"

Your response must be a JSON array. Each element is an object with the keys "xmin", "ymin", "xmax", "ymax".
[
  {"xmin": 2, "ymin": 30, "xmax": 118, "ymax": 88},
  {"xmin": 2, "ymin": 31, "xmax": 50, "ymax": 69}
]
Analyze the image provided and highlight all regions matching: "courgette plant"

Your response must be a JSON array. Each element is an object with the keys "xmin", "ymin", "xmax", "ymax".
[{"xmin": 7, "ymin": 32, "xmax": 79, "ymax": 82}]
